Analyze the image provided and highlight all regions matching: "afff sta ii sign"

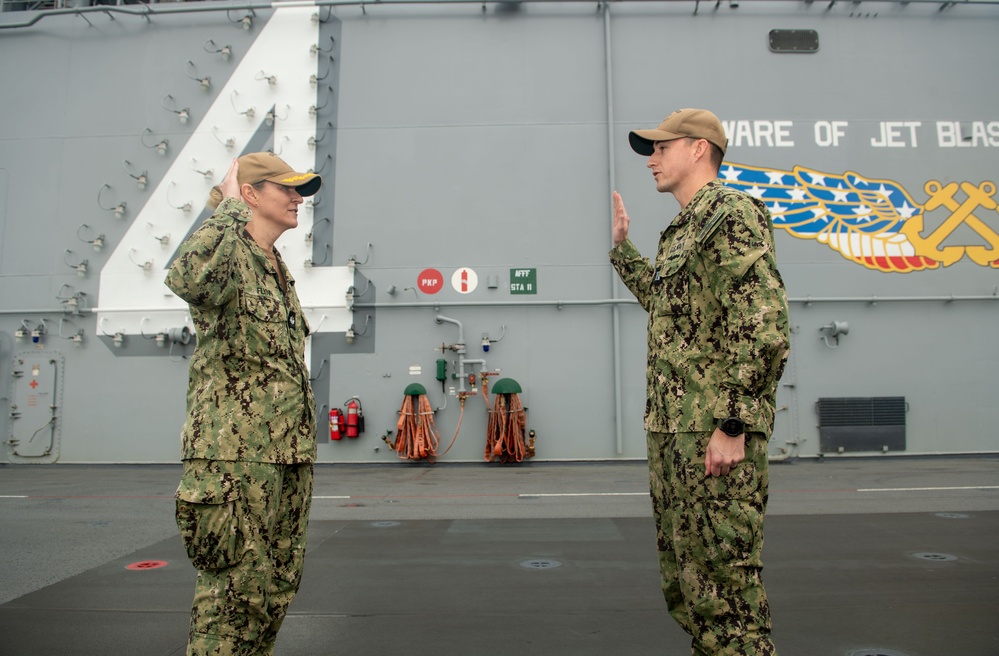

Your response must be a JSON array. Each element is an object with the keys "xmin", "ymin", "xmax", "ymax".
[{"xmin": 510, "ymin": 268, "xmax": 537, "ymax": 294}]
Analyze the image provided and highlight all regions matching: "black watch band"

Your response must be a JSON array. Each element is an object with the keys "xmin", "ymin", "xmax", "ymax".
[{"xmin": 718, "ymin": 417, "xmax": 745, "ymax": 437}]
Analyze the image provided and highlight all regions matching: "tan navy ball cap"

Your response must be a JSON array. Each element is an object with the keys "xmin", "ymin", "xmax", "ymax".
[
  {"xmin": 628, "ymin": 108, "xmax": 728, "ymax": 157},
  {"xmin": 207, "ymin": 152, "xmax": 322, "ymax": 209},
  {"xmin": 238, "ymin": 152, "xmax": 322, "ymax": 197}
]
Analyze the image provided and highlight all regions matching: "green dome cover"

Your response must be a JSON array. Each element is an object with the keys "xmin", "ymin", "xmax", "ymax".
[
  {"xmin": 404, "ymin": 383, "xmax": 427, "ymax": 396},
  {"xmin": 491, "ymin": 378, "xmax": 522, "ymax": 394}
]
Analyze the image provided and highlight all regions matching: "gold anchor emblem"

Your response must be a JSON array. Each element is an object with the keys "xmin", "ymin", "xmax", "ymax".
[{"xmin": 900, "ymin": 181, "xmax": 999, "ymax": 267}]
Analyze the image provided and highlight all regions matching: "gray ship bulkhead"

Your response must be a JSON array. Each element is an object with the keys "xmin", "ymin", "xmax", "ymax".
[{"xmin": 0, "ymin": 0, "xmax": 997, "ymax": 464}]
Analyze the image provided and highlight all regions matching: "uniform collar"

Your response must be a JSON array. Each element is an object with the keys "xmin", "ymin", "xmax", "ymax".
[{"xmin": 673, "ymin": 179, "xmax": 722, "ymax": 227}]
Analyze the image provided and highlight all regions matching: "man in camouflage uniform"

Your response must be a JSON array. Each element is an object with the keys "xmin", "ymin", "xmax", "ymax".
[
  {"xmin": 165, "ymin": 152, "xmax": 322, "ymax": 656},
  {"xmin": 609, "ymin": 109, "xmax": 790, "ymax": 655}
]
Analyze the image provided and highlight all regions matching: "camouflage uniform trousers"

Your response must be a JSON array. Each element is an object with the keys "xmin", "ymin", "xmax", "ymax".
[
  {"xmin": 175, "ymin": 459, "xmax": 314, "ymax": 656},
  {"xmin": 647, "ymin": 430, "xmax": 776, "ymax": 656}
]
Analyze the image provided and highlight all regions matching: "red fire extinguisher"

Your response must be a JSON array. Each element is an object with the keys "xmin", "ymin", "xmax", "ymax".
[
  {"xmin": 345, "ymin": 397, "xmax": 364, "ymax": 438},
  {"xmin": 330, "ymin": 408, "xmax": 345, "ymax": 441}
]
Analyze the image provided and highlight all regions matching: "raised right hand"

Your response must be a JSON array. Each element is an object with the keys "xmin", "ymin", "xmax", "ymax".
[
  {"xmin": 612, "ymin": 191, "xmax": 630, "ymax": 247},
  {"xmin": 219, "ymin": 158, "xmax": 240, "ymax": 200}
]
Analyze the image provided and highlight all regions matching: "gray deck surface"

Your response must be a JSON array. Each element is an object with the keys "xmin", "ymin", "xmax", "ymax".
[{"xmin": 1, "ymin": 456, "xmax": 997, "ymax": 656}]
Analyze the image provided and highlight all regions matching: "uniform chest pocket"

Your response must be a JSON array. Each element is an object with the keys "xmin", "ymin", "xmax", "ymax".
[
  {"xmin": 243, "ymin": 291, "xmax": 286, "ymax": 323},
  {"xmin": 654, "ymin": 251, "xmax": 691, "ymax": 316}
]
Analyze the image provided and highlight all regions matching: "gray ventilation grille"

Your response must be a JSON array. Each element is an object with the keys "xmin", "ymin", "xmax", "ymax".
[
  {"xmin": 816, "ymin": 397, "xmax": 906, "ymax": 453},
  {"xmin": 769, "ymin": 29, "xmax": 819, "ymax": 53}
]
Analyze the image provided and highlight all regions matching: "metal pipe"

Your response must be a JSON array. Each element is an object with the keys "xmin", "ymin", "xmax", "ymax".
[
  {"xmin": 603, "ymin": 1, "xmax": 625, "ymax": 457},
  {"xmin": 0, "ymin": 308, "xmax": 82, "ymax": 316},
  {"xmin": 435, "ymin": 314, "xmax": 469, "ymax": 392},
  {"xmin": 790, "ymin": 294, "xmax": 999, "ymax": 303},
  {"xmin": 3, "ymin": 0, "xmax": 997, "ymax": 32},
  {"xmin": 1, "ymin": 291, "xmax": 997, "ymax": 318},
  {"xmin": 352, "ymin": 292, "xmax": 999, "ymax": 310},
  {"xmin": 358, "ymin": 299, "xmax": 638, "ymax": 309},
  {"xmin": 434, "ymin": 314, "xmax": 464, "ymax": 345},
  {"xmin": 433, "ymin": 315, "xmax": 490, "ymax": 395}
]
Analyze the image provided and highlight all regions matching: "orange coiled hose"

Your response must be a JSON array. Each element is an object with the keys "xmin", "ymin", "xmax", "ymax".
[
  {"xmin": 484, "ymin": 393, "xmax": 529, "ymax": 463},
  {"xmin": 391, "ymin": 394, "xmax": 441, "ymax": 462}
]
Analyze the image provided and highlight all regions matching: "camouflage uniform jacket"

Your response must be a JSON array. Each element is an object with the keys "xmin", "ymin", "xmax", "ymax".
[
  {"xmin": 610, "ymin": 179, "xmax": 790, "ymax": 435},
  {"xmin": 165, "ymin": 197, "xmax": 317, "ymax": 464}
]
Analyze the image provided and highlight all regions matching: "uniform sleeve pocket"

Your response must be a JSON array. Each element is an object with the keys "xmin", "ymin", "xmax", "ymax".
[{"xmin": 175, "ymin": 470, "xmax": 243, "ymax": 571}]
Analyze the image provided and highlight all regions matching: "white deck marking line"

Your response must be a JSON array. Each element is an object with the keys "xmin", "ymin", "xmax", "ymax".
[
  {"xmin": 519, "ymin": 492, "xmax": 647, "ymax": 497},
  {"xmin": 856, "ymin": 485, "xmax": 999, "ymax": 492},
  {"xmin": 311, "ymin": 493, "xmax": 647, "ymax": 500}
]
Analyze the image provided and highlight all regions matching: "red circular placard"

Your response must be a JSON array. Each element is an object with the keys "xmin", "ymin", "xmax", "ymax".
[{"xmin": 417, "ymin": 268, "xmax": 444, "ymax": 294}]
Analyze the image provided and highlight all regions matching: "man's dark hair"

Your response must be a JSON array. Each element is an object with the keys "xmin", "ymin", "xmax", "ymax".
[
  {"xmin": 687, "ymin": 137, "xmax": 725, "ymax": 173},
  {"xmin": 707, "ymin": 143, "xmax": 724, "ymax": 172},
  {"xmin": 688, "ymin": 138, "xmax": 723, "ymax": 172}
]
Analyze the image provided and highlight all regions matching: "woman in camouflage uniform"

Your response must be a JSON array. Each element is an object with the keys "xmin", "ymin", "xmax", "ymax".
[{"xmin": 166, "ymin": 153, "xmax": 321, "ymax": 656}]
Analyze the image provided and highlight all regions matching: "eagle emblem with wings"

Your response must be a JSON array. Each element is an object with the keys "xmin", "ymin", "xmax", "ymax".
[{"xmin": 719, "ymin": 163, "xmax": 999, "ymax": 272}]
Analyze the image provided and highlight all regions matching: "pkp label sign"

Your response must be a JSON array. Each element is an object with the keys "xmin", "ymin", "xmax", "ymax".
[{"xmin": 417, "ymin": 268, "xmax": 444, "ymax": 295}]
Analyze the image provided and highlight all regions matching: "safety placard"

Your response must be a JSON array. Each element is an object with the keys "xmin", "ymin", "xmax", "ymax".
[
  {"xmin": 417, "ymin": 268, "xmax": 444, "ymax": 295},
  {"xmin": 509, "ymin": 268, "xmax": 537, "ymax": 294},
  {"xmin": 452, "ymin": 267, "xmax": 478, "ymax": 294}
]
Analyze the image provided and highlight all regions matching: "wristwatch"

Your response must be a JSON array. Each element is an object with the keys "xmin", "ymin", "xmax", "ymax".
[{"xmin": 718, "ymin": 417, "xmax": 745, "ymax": 437}]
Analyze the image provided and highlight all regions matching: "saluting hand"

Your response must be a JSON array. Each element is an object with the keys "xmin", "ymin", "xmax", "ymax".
[
  {"xmin": 220, "ymin": 158, "xmax": 240, "ymax": 200},
  {"xmin": 612, "ymin": 191, "xmax": 630, "ymax": 247}
]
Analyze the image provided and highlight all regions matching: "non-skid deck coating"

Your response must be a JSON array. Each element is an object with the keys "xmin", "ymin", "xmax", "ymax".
[{"xmin": 1, "ymin": 458, "xmax": 998, "ymax": 656}]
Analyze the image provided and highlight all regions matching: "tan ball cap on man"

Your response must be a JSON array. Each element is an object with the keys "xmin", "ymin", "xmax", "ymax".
[{"xmin": 628, "ymin": 108, "xmax": 728, "ymax": 157}]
